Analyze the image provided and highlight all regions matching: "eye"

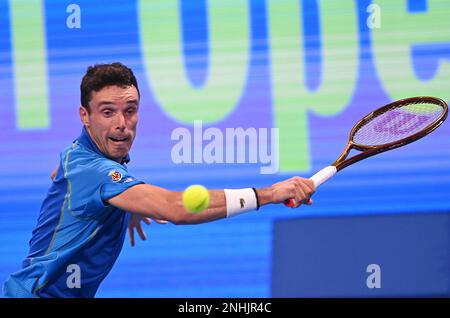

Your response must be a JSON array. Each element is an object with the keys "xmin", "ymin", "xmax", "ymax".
[
  {"xmin": 103, "ymin": 110, "xmax": 113, "ymax": 117},
  {"xmin": 126, "ymin": 108, "xmax": 137, "ymax": 115}
]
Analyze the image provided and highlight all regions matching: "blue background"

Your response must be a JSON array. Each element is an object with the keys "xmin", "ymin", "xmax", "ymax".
[{"xmin": 0, "ymin": 0, "xmax": 449, "ymax": 297}]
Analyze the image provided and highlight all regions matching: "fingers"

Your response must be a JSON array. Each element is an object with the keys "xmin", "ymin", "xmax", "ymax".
[
  {"xmin": 128, "ymin": 216, "xmax": 167, "ymax": 247},
  {"xmin": 289, "ymin": 177, "xmax": 315, "ymax": 208},
  {"xmin": 293, "ymin": 176, "xmax": 315, "ymax": 194},
  {"xmin": 128, "ymin": 226, "xmax": 135, "ymax": 247},
  {"xmin": 143, "ymin": 217, "xmax": 151, "ymax": 225},
  {"xmin": 286, "ymin": 184, "xmax": 298, "ymax": 208},
  {"xmin": 284, "ymin": 181, "xmax": 303, "ymax": 209},
  {"xmin": 136, "ymin": 224, "xmax": 147, "ymax": 241},
  {"xmin": 291, "ymin": 181, "xmax": 303, "ymax": 208}
]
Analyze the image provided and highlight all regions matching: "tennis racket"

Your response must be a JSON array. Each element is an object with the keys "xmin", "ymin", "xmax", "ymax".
[{"xmin": 285, "ymin": 96, "xmax": 448, "ymax": 207}]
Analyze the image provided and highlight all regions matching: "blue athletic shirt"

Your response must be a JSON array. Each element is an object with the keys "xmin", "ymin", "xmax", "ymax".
[{"xmin": 3, "ymin": 127, "xmax": 144, "ymax": 297}]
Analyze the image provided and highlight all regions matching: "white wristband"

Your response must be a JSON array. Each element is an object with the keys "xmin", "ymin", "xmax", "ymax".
[{"xmin": 224, "ymin": 188, "xmax": 258, "ymax": 218}]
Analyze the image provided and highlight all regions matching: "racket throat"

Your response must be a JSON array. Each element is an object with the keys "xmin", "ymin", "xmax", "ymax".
[{"xmin": 332, "ymin": 143, "xmax": 353, "ymax": 170}]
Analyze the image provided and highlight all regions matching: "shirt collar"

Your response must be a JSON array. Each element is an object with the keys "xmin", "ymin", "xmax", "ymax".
[{"xmin": 76, "ymin": 127, "xmax": 131, "ymax": 165}]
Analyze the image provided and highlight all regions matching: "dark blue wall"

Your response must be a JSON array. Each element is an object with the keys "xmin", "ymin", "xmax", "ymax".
[{"xmin": 272, "ymin": 213, "xmax": 450, "ymax": 297}]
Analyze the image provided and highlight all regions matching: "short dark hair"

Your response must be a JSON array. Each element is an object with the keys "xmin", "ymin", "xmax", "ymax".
[{"xmin": 80, "ymin": 62, "xmax": 140, "ymax": 111}]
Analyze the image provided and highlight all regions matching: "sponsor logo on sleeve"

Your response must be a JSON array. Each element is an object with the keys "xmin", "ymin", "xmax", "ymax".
[
  {"xmin": 124, "ymin": 177, "xmax": 135, "ymax": 183},
  {"xmin": 108, "ymin": 170, "xmax": 123, "ymax": 182}
]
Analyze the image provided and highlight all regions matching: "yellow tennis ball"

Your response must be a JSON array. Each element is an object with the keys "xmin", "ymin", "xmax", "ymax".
[{"xmin": 182, "ymin": 185, "xmax": 210, "ymax": 213}]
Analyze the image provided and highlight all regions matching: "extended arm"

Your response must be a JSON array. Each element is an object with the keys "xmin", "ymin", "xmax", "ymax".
[{"xmin": 108, "ymin": 177, "xmax": 315, "ymax": 225}]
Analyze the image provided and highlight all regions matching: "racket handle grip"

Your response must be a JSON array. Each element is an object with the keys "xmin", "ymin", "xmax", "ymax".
[
  {"xmin": 284, "ymin": 166, "xmax": 337, "ymax": 207},
  {"xmin": 310, "ymin": 165, "xmax": 337, "ymax": 188}
]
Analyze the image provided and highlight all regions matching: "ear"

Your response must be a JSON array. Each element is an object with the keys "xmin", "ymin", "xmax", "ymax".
[{"xmin": 79, "ymin": 106, "xmax": 90, "ymax": 127}]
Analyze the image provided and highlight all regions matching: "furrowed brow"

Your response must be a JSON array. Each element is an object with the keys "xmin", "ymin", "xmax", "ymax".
[
  {"xmin": 98, "ymin": 101, "xmax": 116, "ymax": 108},
  {"xmin": 126, "ymin": 99, "xmax": 139, "ymax": 105}
]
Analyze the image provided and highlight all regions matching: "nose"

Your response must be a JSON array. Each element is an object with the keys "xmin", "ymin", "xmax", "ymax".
[{"xmin": 115, "ymin": 113, "xmax": 126, "ymax": 131}]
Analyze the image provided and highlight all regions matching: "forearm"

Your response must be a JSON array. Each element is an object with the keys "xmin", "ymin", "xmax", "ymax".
[
  {"xmin": 168, "ymin": 190, "xmax": 227, "ymax": 225},
  {"xmin": 165, "ymin": 188, "xmax": 273, "ymax": 225},
  {"xmin": 108, "ymin": 184, "xmax": 227, "ymax": 224}
]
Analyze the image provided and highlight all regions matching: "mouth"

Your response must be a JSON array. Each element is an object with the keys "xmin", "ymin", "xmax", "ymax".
[{"xmin": 109, "ymin": 136, "xmax": 130, "ymax": 143}]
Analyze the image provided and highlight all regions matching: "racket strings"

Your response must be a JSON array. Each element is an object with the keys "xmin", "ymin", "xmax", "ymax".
[{"xmin": 352, "ymin": 102, "xmax": 444, "ymax": 146}]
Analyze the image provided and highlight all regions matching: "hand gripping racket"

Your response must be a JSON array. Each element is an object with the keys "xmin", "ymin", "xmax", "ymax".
[{"xmin": 285, "ymin": 96, "xmax": 448, "ymax": 207}]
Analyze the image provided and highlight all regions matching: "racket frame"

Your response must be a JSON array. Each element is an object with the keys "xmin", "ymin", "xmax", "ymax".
[
  {"xmin": 284, "ymin": 96, "xmax": 448, "ymax": 207},
  {"xmin": 332, "ymin": 96, "xmax": 448, "ymax": 172}
]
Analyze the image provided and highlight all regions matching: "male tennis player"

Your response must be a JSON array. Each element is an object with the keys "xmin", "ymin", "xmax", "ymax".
[{"xmin": 3, "ymin": 62, "xmax": 315, "ymax": 298}]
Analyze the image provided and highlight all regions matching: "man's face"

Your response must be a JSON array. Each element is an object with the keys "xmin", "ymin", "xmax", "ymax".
[{"xmin": 79, "ymin": 85, "xmax": 139, "ymax": 162}]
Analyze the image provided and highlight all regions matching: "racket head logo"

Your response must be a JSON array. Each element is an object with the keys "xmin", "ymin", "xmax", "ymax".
[{"xmin": 372, "ymin": 110, "xmax": 432, "ymax": 135}]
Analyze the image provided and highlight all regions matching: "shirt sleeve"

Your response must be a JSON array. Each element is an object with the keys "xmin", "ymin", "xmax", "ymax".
[
  {"xmin": 65, "ymin": 154, "xmax": 144, "ymax": 219},
  {"xmin": 99, "ymin": 166, "xmax": 144, "ymax": 201}
]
